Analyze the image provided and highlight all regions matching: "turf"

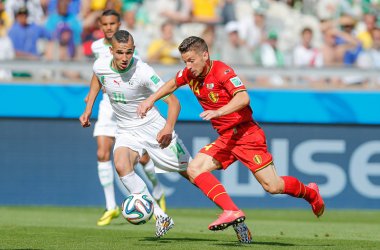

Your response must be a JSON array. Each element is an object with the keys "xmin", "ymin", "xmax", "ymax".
[{"xmin": 0, "ymin": 206, "xmax": 379, "ymax": 250}]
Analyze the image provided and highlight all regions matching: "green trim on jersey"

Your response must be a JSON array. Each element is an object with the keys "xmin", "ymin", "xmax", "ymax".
[{"xmin": 110, "ymin": 57, "xmax": 135, "ymax": 73}]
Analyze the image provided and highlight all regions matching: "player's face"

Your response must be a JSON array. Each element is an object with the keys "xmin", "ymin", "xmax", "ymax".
[
  {"xmin": 110, "ymin": 39, "xmax": 135, "ymax": 70},
  {"xmin": 99, "ymin": 15, "xmax": 121, "ymax": 40},
  {"xmin": 181, "ymin": 50, "xmax": 209, "ymax": 77}
]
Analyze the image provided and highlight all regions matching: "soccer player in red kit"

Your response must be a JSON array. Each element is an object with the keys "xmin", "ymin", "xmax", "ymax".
[{"xmin": 138, "ymin": 36, "xmax": 325, "ymax": 241}]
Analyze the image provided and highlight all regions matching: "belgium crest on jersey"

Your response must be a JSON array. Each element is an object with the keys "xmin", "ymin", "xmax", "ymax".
[{"xmin": 208, "ymin": 92, "xmax": 219, "ymax": 103}]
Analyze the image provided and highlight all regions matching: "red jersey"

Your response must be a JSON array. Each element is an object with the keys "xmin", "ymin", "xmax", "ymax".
[{"xmin": 175, "ymin": 60, "xmax": 254, "ymax": 134}]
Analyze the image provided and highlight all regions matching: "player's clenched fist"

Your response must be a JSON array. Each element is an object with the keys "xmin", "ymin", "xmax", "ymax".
[{"xmin": 79, "ymin": 112, "xmax": 92, "ymax": 127}]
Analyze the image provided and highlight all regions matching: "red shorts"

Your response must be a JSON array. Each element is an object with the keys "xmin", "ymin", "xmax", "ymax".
[{"xmin": 199, "ymin": 122, "xmax": 273, "ymax": 172}]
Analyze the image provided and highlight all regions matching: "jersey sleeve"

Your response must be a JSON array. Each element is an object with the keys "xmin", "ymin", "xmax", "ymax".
[
  {"xmin": 175, "ymin": 68, "xmax": 190, "ymax": 87},
  {"xmin": 141, "ymin": 63, "xmax": 166, "ymax": 92},
  {"xmin": 92, "ymin": 59, "xmax": 105, "ymax": 85},
  {"xmin": 217, "ymin": 63, "xmax": 247, "ymax": 96}
]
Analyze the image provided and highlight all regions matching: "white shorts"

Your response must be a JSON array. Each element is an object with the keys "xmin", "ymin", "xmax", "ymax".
[
  {"xmin": 113, "ymin": 116, "xmax": 191, "ymax": 173},
  {"xmin": 93, "ymin": 93, "xmax": 117, "ymax": 137}
]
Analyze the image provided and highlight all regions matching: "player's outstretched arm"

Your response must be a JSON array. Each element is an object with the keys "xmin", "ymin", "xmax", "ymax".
[
  {"xmin": 200, "ymin": 91, "xmax": 250, "ymax": 121},
  {"xmin": 79, "ymin": 74, "xmax": 102, "ymax": 127},
  {"xmin": 138, "ymin": 78, "xmax": 178, "ymax": 118},
  {"xmin": 156, "ymin": 93, "xmax": 181, "ymax": 148}
]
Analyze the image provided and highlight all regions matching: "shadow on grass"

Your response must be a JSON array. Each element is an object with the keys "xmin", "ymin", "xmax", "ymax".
[{"xmin": 141, "ymin": 237, "xmax": 218, "ymax": 243}]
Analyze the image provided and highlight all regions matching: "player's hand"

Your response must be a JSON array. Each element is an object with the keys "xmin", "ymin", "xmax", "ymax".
[
  {"xmin": 137, "ymin": 98, "xmax": 154, "ymax": 118},
  {"xmin": 79, "ymin": 112, "xmax": 91, "ymax": 127},
  {"xmin": 157, "ymin": 127, "xmax": 173, "ymax": 149},
  {"xmin": 200, "ymin": 110, "xmax": 222, "ymax": 121}
]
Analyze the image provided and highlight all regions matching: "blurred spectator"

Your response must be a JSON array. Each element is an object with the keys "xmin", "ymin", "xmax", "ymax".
[
  {"xmin": 357, "ymin": 26, "xmax": 380, "ymax": 86},
  {"xmin": 81, "ymin": 0, "xmax": 122, "ymax": 30},
  {"xmin": 45, "ymin": 0, "xmax": 82, "ymax": 60},
  {"xmin": 0, "ymin": 0, "xmax": 11, "ymax": 36},
  {"xmin": 159, "ymin": 0, "xmax": 192, "ymax": 24},
  {"xmin": 221, "ymin": 21, "xmax": 253, "ymax": 65},
  {"xmin": 146, "ymin": 20, "xmax": 181, "ymax": 65},
  {"xmin": 48, "ymin": 0, "xmax": 81, "ymax": 16},
  {"xmin": 6, "ymin": 0, "xmax": 45, "ymax": 25},
  {"xmin": 357, "ymin": 11, "xmax": 377, "ymax": 49},
  {"xmin": 121, "ymin": 7, "xmax": 151, "ymax": 60},
  {"xmin": 336, "ymin": 15, "xmax": 363, "ymax": 66},
  {"xmin": 255, "ymin": 30, "xmax": 285, "ymax": 67},
  {"xmin": 293, "ymin": 27, "xmax": 322, "ymax": 67},
  {"xmin": 8, "ymin": 7, "xmax": 51, "ymax": 60},
  {"xmin": 255, "ymin": 30, "xmax": 286, "ymax": 86},
  {"xmin": 238, "ymin": 7, "xmax": 266, "ymax": 53},
  {"xmin": 0, "ymin": 16, "xmax": 14, "ymax": 80},
  {"xmin": 200, "ymin": 24, "xmax": 221, "ymax": 60},
  {"xmin": 220, "ymin": 0, "xmax": 236, "ymax": 24},
  {"xmin": 191, "ymin": 0, "xmax": 221, "ymax": 24}
]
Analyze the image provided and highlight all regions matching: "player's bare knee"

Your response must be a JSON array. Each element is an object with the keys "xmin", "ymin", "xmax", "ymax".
[
  {"xmin": 261, "ymin": 181, "xmax": 282, "ymax": 194},
  {"xmin": 97, "ymin": 149, "xmax": 111, "ymax": 161}
]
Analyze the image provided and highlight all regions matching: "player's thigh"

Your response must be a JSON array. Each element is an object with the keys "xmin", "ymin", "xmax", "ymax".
[
  {"xmin": 146, "ymin": 137, "xmax": 190, "ymax": 173},
  {"xmin": 113, "ymin": 146, "xmax": 140, "ymax": 176}
]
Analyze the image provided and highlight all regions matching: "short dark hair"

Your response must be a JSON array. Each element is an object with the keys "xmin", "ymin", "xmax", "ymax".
[
  {"xmin": 178, "ymin": 36, "xmax": 208, "ymax": 54},
  {"xmin": 102, "ymin": 9, "xmax": 121, "ymax": 22},
  {"xmin": 301, "ymin": 27, "xmax": 313, "ymax": 35},
  {"xmin": 112, "ymin": 30, "xmax": 134, "ymax": 44}
]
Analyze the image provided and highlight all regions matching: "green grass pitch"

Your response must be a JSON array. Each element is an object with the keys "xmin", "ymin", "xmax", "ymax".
[{"xmin": 0, "ymin": 206, "xmax": 379, "ymax": 249}]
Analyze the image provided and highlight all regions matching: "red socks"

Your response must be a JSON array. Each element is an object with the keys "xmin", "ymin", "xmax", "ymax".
[
  {"xmin": 194, "ymin": 172, "xmax": 239, "ymax": 211},
  {"xmin": 281, "ymin": 176, "xmax": 316, "ymax": 203}
]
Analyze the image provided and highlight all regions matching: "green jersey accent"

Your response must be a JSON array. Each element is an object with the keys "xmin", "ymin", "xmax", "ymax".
[
  {"xmin": 112, "ymin": 92, "xmax": 127, "ymax": 104},
  {"xmin": 230, "ymin": 76, "xmax": 243, "ymax": 87},
  {"xmin": 170, "ymin": 142, "xmax": 186, "ymax": 159},
  {"xmin": 150, "ymin": 75, "xmax": 160, "ymax": 85}
]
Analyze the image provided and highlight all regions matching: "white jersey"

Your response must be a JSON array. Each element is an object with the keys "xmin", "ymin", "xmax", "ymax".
[
  {"xmin": 91, "ymin": 38, "xmax": 112, "ymax": 59},
  {"xmin": 93, "ymin": 56, "xmax": 166, "ymax": 132}
]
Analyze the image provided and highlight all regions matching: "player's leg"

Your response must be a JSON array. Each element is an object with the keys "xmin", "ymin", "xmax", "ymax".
[
  {"xmin": 187, "ymin": 152, "xmax": 245, "ymax": 231},
  {"xmin": 139, "ymin": 153, "xmax": 166, "ymax": 212},
  {"xmin": 254, "ymin": 163, "xmax": 325, "ymax": 217},
  {"xmin": 96, "ymin": 135, "xmax": 119, "ymax": 226},
  {"xmin": 114, "ymin": 146, "xmax": 173, "ymax": 237}
]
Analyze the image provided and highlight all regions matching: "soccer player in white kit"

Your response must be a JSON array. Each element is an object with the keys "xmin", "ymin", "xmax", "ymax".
[
  {"xmin": 80, "ymin": 29, "xmax": 192, "ymax": 238},
  {"xmin": 88, "ymin": 10, "xmax": 166, "ymax": 227}
]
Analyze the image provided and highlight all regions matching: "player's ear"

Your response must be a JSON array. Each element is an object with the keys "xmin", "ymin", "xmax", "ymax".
[{"xmin": 202, "ymin": 51, "xmax": 209, "ymax": 60}]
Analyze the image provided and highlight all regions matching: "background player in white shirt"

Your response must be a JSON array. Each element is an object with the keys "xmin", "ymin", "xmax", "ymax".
[
  {"xmin": 88, "ymin": 10, "xmax": 166, "ymax": 227},
  {"xmin": 80, "ymin": 29, "xmax": 192, "ymax": 238}
]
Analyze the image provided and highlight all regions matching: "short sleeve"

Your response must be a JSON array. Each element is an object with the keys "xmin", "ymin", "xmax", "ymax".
[
  {"xmin": 175, "ymin": 68, "xmax": 189, "ymax": 87},
  {"xmin": 217, "ymin": 64, "xmax": 247, "ymax": 96},
  {"xmin": 141, "ymin": 63, "xmax": 165, "ymax": 92}
]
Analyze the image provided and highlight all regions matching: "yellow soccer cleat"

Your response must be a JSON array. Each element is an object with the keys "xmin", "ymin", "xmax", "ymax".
[
  {"xmin": 156, "ymin": 194, "xmax": 166, "ymax": 213},
  {"xmin": 97, "ymin": 206, "xmax": 120, "ymax": 226}
]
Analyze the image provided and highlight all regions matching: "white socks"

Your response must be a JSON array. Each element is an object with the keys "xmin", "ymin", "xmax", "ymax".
[
  {"xmin": 97, "ymin": 161, "xmax": 117, "ymax": 211},
  {"xmin": 142, "ymin": 159, "xmax": 164, "ymax": 200},
  {"xmin": 120, "ymin": 171, "xmax": 166, "ymax": 217}
]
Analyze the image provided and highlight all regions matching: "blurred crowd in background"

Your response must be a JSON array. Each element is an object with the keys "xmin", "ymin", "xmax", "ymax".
[{"xmin": 0, "ymin": 0, "xmax": 379, "ymax": 88}]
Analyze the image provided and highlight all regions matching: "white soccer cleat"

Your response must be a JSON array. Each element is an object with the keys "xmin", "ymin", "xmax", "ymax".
[{"xmin": 155, "ymin": 215, "xmax": 174, "ymax": 238}]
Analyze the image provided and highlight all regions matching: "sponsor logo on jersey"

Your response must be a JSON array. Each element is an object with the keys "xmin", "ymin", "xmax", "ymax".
[
  {"xmin": 253, "ymin": 155, "xmax": 262, "ymax": 165},
  {"xmin": 224, "ymin": 69, "xmax": 231, "ymax": 74},
  {"xmin": 150, "ymin": 75, "xmax": 160, "ymax": 85},
  {"xmin": 230, "ymin": 76, "xmax": 243, "ymax": 87},
  {"xmin": 208, "ymin": 92, "xmax": 219, "ymax": 103},
  {"xmin": 206, "ymin": 83, "xmax": 214, "ymax": 89},
  {"xmin": 113, "ymin": 79, "xmax": 121, "ymax": 87}
]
